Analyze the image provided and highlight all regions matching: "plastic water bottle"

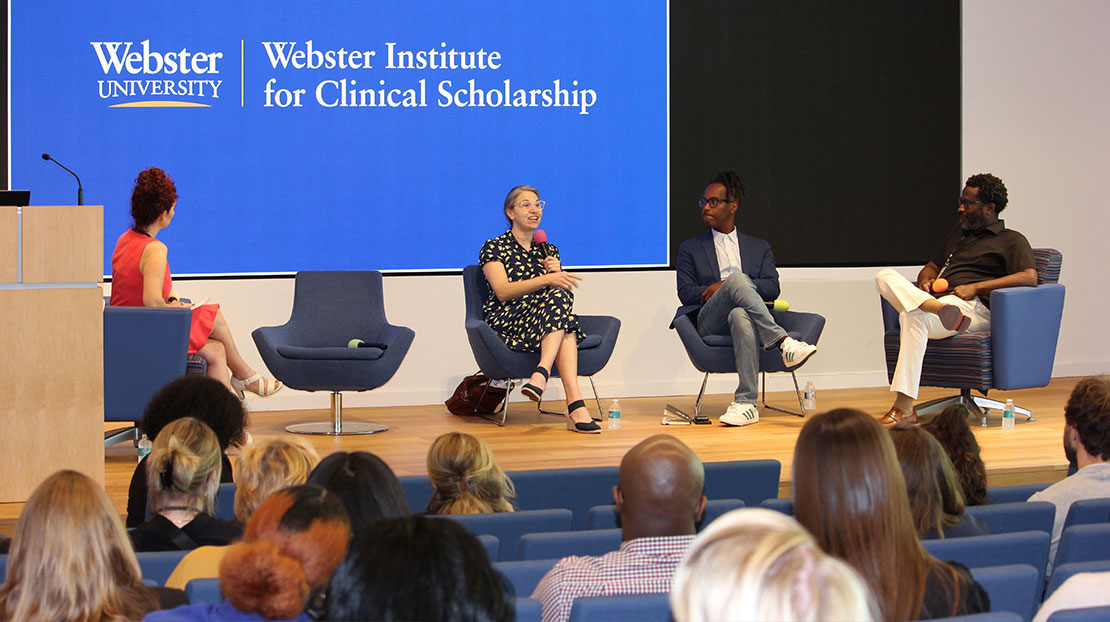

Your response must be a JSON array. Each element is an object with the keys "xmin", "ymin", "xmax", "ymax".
[
  {"xmin": 1002, "ymin": 399, "xmax": 1015, "ymax": 430},
  {"xmin": 804, "ymin": 381, "xmax": 817, "ymax": 411},
  {"xmin": 608, "ymin": 399, "xmax": 622, "ymax": 430},
  {"xmin": 137, "ymin": 433, "xmax": 153, "ymax": 461}
]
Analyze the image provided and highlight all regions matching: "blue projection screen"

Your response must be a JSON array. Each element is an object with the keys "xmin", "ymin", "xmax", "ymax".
[{"xmin": 11, "ymin": 1, "xmax": 668, "ymax": 275}]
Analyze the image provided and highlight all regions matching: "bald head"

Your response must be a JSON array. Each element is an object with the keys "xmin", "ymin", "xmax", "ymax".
[{"xmin": 615, "ymin": 435, "xmax": 706, "ymax": 540}]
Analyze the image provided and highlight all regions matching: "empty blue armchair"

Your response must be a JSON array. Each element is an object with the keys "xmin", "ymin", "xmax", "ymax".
[
  {"xmin": 253, "ymin": 271, "xmax": 415, "ymax": 435},
  {"xmin": 881, "ymin": 249, "xmax": 1065, "ymax": 425},
  {"xmin": 461, "ymin": 265, "xmax": 621, "ymax": 425},
  {"xmin": 671, "ymin": 306, "xmax": 825, "ymax": 417}
]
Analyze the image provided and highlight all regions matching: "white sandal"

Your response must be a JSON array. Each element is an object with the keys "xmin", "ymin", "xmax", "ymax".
[{"xmin": 231, "ymin": 374, "xmax": 283, "ymax": 399}]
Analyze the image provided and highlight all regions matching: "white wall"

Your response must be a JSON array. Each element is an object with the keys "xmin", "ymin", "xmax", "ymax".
[{"xmin": 105, "ymin": 0, "xmax": 1110, "ymax": 412}]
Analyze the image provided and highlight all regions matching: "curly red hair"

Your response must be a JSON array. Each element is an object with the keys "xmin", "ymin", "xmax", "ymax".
[{"xmin": 130, "ymin": 167, "xmax": 178, "ymax": 230}]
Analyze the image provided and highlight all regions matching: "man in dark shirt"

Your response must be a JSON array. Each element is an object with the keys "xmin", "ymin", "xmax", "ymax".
[{"xmin": 875, "ymin": 173, "xmax": 1037, "ymax": 425}]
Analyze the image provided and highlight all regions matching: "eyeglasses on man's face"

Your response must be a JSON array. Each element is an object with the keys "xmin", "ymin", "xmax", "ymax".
[{"xmin": 698, "ymin": 197, "xmax": 732, "ymax": 209}]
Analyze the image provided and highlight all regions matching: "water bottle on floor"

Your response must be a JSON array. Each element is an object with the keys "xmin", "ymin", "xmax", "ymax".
[
  {"xmin": 608, "ymin": 399, "xmax": 622, "ymax": 430},
  {"xmin": 804, "ymin": 381, "xmax": 817, "ymax": 411},
  {"xmin": 137, "ymin": 433, "xmax": 153, "ymax": 461},
  {"xmin": 1002, "ymin": 399, "xmax": 1015, "ymax": 430}
]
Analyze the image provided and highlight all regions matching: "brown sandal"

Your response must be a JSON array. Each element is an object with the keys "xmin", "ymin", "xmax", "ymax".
[{"xmin": 879, "ymin": 407, "xmax": 919, "ymax": 426}]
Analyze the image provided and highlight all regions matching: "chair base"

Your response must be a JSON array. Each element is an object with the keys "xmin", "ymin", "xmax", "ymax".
[
  {"xmin": 694, "ymin": 371, "xmax": 808, "ymax": 419},
  {"xmin": 477, "ymin": 376, "xmax": 605, "ymax": 426},
  {"xmin": 914, "ymin": 388, "xmax": 1034, "ymax": 428},
  {"xmin": 285, "ymin": 391, "xmax": 389, "ymax": 436},
  {"xmin": 105, "ymin": 425, "xmax": 138, "ymax": 447}
]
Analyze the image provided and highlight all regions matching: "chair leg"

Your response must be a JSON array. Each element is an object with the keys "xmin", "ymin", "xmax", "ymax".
[
  {"xmin": 104, "ymin": 425, "xmax": 137, "ymax": 447},
  {"xmin": 476, "ymin": 380, "xmax": 515, "ymax": 427},
  {"xmin": 912, "ymin": 388, "xmax": 1034, "ymax": 428},
  {"xmin": 694, "ymin": 372, "xmax": 710, "ymax": 418},
  {"xmin": 760, "ymin": 371, "xmax": 807, "ymax": 417},
  {"xmin": 970, "ymin": 395, "xmax": 1034, "ymax": 421},
  {"xmin": 588, "ymin": 376, "xmax": 603, "ymax": 422},
  {"xmin": 285, "ymin": 391, "xmax": 389, "ymax": 435}
]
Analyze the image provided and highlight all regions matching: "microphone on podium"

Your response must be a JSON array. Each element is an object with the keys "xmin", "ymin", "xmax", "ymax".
[
  {"xmin": 532, "ymin": 229, "xmax": 553, "ymax": 257},
  {"xmin": 41, "ymin": 153, "xmax": 84, "ymax": 205}
]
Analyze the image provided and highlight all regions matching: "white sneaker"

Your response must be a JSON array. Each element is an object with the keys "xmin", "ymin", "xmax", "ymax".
[
  {"xmin": 780, "ymin": 336, "xmax": 817, "ymax": 369},
  {"xmin": 720, "ymin": 402, "xmax": 760, "ymax": 427}
]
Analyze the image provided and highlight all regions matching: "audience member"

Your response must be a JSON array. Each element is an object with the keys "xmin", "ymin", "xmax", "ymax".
[
  {"xmin": 923, "ymin": 404, "xmax": 991, "ymax": 505},
  {"xmin": 127, "ymin": 375, "xmax": 248, "ymax": 527},
  {"xmin": 670, "ymin": 507, "xmax": 877, "ymax": 622},
  {"xmin": 147, "ymin": 485, "xmax": 350, "ymax": 622},
  {"xmin": 532, "ymin": 434, "xmax": 707, "ymax": 622},
  {"xmin": 164, "ymin": 438, "xmax": 320, "ymax": 589},
  {"xmin": 130, "ymin": 417, "xmax": 244, "ymax": 552},
  {"xmin": 1029, "ymin": 376, "xmax": 1110, "ymax": 574},
  {"xmin": 793, "ymin": 408, "xmax": 990, "ymax": 620},
  {"xmin": 306, "ymin": 451, "xmax": 409, "ymax": 531},
  {"xmin": 426, "ymin": 431, "xmax": 516, "ymax": 514},
  {"xmin": 1033, "ymin": 570, "xmax": 1110, "ymax": 622},
  {"xmin": 325, "ymin": 515, "xmax": 511, "ymax": 622},
  {"xmin": 890, "ymin": 423, "xmax": 989, "ymax": 539},
  {"xmin": 0, "ymin": 470, "xmax": 186, "ymax": 621}
]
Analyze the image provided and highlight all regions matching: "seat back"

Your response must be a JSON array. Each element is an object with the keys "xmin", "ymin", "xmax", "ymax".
[
  {"xmin": 760, "ymin": 497, "xmax": 795, "ymax": 515},
  {"xmin": 970, "ymin": 564, "xmax": 1040, "ymax": 622},
  {"xmin": 185, "ymin": 577, "xmax": 223, "ymax": 605},
  {"xmin": 964, "ymin": 501, "xmax": 1055, "ymax": 536},
  {"xmin": 567, "ymin": 593, "xmax": 671, "ymax": 622},
  {"xmin": 136, "ymin": 549, "xmax": 190, "ymax": 585},
  {"xmin": 443, "ymin": 509, "xmax": 574, "ymax": 562},
  {"xmin": 399, "ymin": 474, "xmax": 435, "ymax": 514},
  {"xmin": 287, "ymin": 271, "xmax": 387, "ymax": 344},
  {"xmin": 988, "ymin": 483, "xmax": 1052, "ymax": 504},
  {"xmin": 1054, "ymin": 523, "xmax": 1110, "ymax": 569},
  {"xmin": 1033, "ymin": 249, "xmax": 1063, "ymax": 285},
  {"xmin": 930, "ymin": 612, "xmax": 1024, "ymax": 622},
  {"xmin": 495, "ymin": 559, "xmax": 559, "ymax": 598},
  {"xmin": 510, "ymin": 466, "xmax": 620, "ymax": 530},
  {"xmin": 517, "ymin": 528, "xmax": 623, "ymax": 561},
  {"xmin": 462, "ymin": 264, "xmax": 488, "ymax": 325},
  {"xmin": 478, "ymin": 534, "xmax": 500, "ymax": 561},
  {"xmin": 104, "ymin": 305, "xmax": 192, "ymax": 423},
  {"xmin": 1061, "ymin": 498, "xmax": 1110, "ymax": 531},
  {"xmin": 703, "ymin": 459, "xmax": 781, "ymax": 507},
  {"xmin": 1046, "ymin": 606, "xmax": 1110, "ymax": 622},
  {"xmin": 586, "ymin": 499, "xmax": 744, "ymax": 531},
  {"xmin": 1044, "ymin": 560, "xmax": 1110, "ymax": 601},
  {"xmin": 514, "ymin": 597, "xmax": 542, "ymax": 622},
  {"xmin": 922, "ymin": 530, "xmax": 1051, "ymax": 588},
  {"xmin": 214, "ymin": 482, "xmax": 236, "ymax": 521}
]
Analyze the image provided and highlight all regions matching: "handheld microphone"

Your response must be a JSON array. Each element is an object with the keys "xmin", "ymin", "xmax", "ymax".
[
  {"xmin": 41, "ymin": 153, "xmax": 83, "ymax": 205},
  {"xmin": 765, "ymin": 299, "xmax": 790, "ymax": 312},
  {"xmin": 532, "ymin": 229, "xmax": 553, "ymax": 257}
]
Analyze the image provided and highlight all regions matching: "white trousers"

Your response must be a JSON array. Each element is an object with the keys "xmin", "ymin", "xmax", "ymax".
[{"xmin": 874, "ymin": 269, "xmax": 991, "ymax": 399}]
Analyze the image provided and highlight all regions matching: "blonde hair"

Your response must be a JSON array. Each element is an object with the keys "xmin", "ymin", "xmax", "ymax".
[
  {"xmin": 0, "ymin": 470, "xmax": 157, "ymax": 621},
  {"xmin": 234, "ymin": 438, "xmax": 320, "ymax": 522},
  {"xmin": 426, "ymin": 432, "xmax": 515, "ymax": 514},
  {"xmin": 146, "ymin": 417, "xmax": 222, "ymax": 515},
  {"xmin": 671, "ymin": 508, "xmax": 876, "ymax": 622}
]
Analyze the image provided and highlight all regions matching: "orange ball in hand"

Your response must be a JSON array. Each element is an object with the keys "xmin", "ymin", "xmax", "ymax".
[{"xmin": 932, "ymin": 278, "xmax": 949, "ymax": 293}]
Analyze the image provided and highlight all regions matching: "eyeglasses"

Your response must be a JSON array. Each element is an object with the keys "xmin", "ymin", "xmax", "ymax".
[
  {"xmin": 698, "ymin": 197, "xmax": 732, "ymax": 209},
  {"xmin": 958, "ymin": 199, "xmax": 985, "ymax": 207},
  {"xmin": 514, "ymin": 200, "xmax": 545, "ymax": 211}
]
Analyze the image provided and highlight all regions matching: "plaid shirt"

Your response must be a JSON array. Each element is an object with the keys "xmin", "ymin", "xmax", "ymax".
[{"xmin": 531, "ymin": 535, "xmax": 696, "ymax": 622}]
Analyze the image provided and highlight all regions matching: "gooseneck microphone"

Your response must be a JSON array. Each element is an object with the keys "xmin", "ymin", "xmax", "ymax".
[
  {"xmin": 41, "ymin": 153, "xmax": 83, "ymax": 205},
  {"xmin": 532, "ymin": 229, "xmax": 553, "ymax": 257}
]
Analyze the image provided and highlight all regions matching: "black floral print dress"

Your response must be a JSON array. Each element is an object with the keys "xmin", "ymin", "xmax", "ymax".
[{"xmin": 479, "ymin": 231, "xmax": 585, "ymax": 353}]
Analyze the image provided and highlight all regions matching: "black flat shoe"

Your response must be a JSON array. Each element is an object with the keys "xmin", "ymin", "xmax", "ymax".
[
  {"xmin": 565, "ymin": 399, "xmax": 601, "ymax": 434},
  {"xmin": 521, "ymin": 366, "xmax": 549, "ymax": 402}
]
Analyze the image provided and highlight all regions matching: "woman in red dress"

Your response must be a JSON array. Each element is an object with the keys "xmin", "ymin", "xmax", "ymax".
[{"xmin": 109, "ymin": 167, "xmax": 281, "ymax": 399}]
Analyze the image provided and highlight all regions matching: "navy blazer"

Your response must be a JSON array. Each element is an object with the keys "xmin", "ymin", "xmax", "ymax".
[{"xmin": 672, "ymin": 230, "xmax": 781, "ymax": 325}]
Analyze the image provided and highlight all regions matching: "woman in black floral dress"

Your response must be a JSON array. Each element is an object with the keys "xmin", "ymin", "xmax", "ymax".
[{"xmin": 478, "ymin": 185, "xmax": 600, "ymax": 433}]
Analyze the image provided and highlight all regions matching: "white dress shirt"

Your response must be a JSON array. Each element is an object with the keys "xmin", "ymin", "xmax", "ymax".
[{"xmin": 712, "ymin": 227, "xmax": 743, "ymax": 281}]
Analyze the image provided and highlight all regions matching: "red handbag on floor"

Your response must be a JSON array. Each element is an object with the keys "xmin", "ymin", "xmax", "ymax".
[{"xmin": 445, "ymin": 373, "xmax": 507, "ymax": 416}]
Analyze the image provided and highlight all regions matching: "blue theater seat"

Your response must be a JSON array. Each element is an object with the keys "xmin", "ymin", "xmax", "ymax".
[
  {"xmin": 585, "ymin": 498, "xmax": 744, "ymax": 531},
  {"xmin": 442, "ymin": 509, "xmax": 573, "ymax": 562},
  {"xmin": 567, "ymin": 593, "xmax": 671, "ymax": 622},
  {"xmin": 185, "ymin": 577, "xmax": 222, "ymax": 605},
  {"xmin": 963, "ymin": 501, "xmax": 1055, "ymax": 536},
  {"xmin": 517, "ymin": 529, "xmax": 622, "ymax": 561},
  {"xmin": 496, "ymin": 559, "xmax": 559, "ymax": 598},
  {"xmin": 987, "ymin": 483, "xmax": 1052, "ymax": 505},
  {"xmin": 136, "ymin": 550, "xmax": 190, "ymax": 586},
  {"xmin": 970, "ymin": 564, "xmax": 1040, "ymax": 622},
  {"xmin": 922, "ymin": 531, "xmax": 1051, "ymax": 589}
]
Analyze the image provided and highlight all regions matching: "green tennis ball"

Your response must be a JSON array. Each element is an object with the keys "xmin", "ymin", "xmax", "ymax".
[{"xmin": 348, "ymin": 339, "xmax": 365, "ymax": 348}]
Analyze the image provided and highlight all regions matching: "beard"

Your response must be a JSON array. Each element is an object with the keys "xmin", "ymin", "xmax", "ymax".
[{"xmin": 1064, "ymin": 429, "xmax": 1078, "ymax": 464}]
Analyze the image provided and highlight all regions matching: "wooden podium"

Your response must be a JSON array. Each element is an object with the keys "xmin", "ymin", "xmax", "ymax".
[{"xmin": 0, "ymin": 205, "xmax": 105, "ymax": 502}]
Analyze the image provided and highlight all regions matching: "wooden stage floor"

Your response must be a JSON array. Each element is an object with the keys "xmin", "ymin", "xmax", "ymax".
[{"xmin": 1, "ymin": 378, "xmax": 1080, "ymax": 536}]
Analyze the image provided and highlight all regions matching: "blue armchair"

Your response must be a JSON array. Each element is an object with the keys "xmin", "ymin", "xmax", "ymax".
[
  {"xmin": 670, "ymin": 308, "xmax": 826, "ymax": 417},
  {"xmin": 461, "ymin": 265, "xmax": 620, "ymax": 425},
  {"xmin": 252, "ymin": 271, "xmax": 415, "ymax": 435},
  {"xmin": 881, "ymin": 249, "xmax": 1065, "ymax": 425}
]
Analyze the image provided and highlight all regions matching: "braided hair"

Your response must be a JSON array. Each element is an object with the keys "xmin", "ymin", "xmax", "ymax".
[{"xmin": 713, "ymin": 171, "xmax": 747, "ymax": 204}]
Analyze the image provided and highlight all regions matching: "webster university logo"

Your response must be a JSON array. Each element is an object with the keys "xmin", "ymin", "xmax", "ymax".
[{"xmin": 90, "ymin": 40, "xmax": 226, "ymax": 107}]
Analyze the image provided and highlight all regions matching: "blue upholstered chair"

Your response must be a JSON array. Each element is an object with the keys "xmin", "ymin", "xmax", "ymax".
[
  {"xmin": 760, "ymin": 497, "xmax": 795, "ymax": 515},
  {"xmin": 567, "ymin": 593, "xmax": 671, "ymax": 622},
  {"xmin": 922, "ymin": 530, "xmax": 1051, "ymax": 588},
  {"xmin": 441, "ymin": 509, "xmax": 574, "ymax": 562},
  {"xmin": 398, "ymin": 474, "xmax": 436, "ymax": 514},
  {"xmin": 1044, "ymin": 560, "xmax": 1110, "ymax": 601},
  {"xmin": 989, "ymin": 483, "xmax": 1053, "ymax": 505},
  {"xmin": 496, "ymin": 559, "xmax": 559, "ymax": 597},
  {"xmin": 931, "ymin": 612, "xmax": 1024, "ymax": 622},
  {"xmin": 703, "ymin": 459, "xmax": 781, "ymax": 507},
  {"xmin": 461, "ymin": 265, "xmax": 621, "ymax": 425},
  {"xmin": 1061, "ymin": 498, "xmax": 1110, "ymax": 530},
  {"xmin": 478, "ymin": 534, "xmax": 500, "ymax": 561},
  {"xmin": 516, "ymin": 528, "xmax": 623, "ymax": 561},
  {"xmin": 880, "ymin": 249, "xmax": 1065, "ymax": 425},
  {"xmin": 185, "ymin": 578, "xmax": 222, "ymax": 605},
  {"xmin": 214, "ymin": 482, "xmax": 236, "ymax": 521},
  {"xmin": 252, "ymin": 271, "xmax": 415, "ymax": 435},
  {"xmin": 1046, "ymin": 606, "xmax": 1110, "ymax": 622},
  {"xmin": 970, "ymin": 564, "xmax": 1040, "ymax": 622},
  {"xmin": 670, "ymin": 306, "xmax": 826, "ymax": 417},
  {"xmin": 964, "ymin": 501, "xmax": 1056, "ymax": 536},
  {"xmin": 508, "ymin": 466, "xmax": 620, "ymax": 530},
  {"xmin": 103, "ymin": 304, "xmax": 207, "ymax": 445},
  {"xmin": 514, "ymin": 597, "xmax": 543, "ymax": 622},
  {"xmin": 586, "ymin": 498, "xmax": 744, "ymax": 531},
  {"xmin": 136, "ymin": 550, "xmax": 190, "ymax": 585},
  {"xmin": 1053, "ymin": 523, "xmax": 1110, "ymax": 570}
]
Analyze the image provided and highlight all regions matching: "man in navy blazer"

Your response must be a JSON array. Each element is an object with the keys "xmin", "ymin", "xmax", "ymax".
[{"xmin": 673, "ymin": 171, "xmax": 817, "ymax": 426}]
